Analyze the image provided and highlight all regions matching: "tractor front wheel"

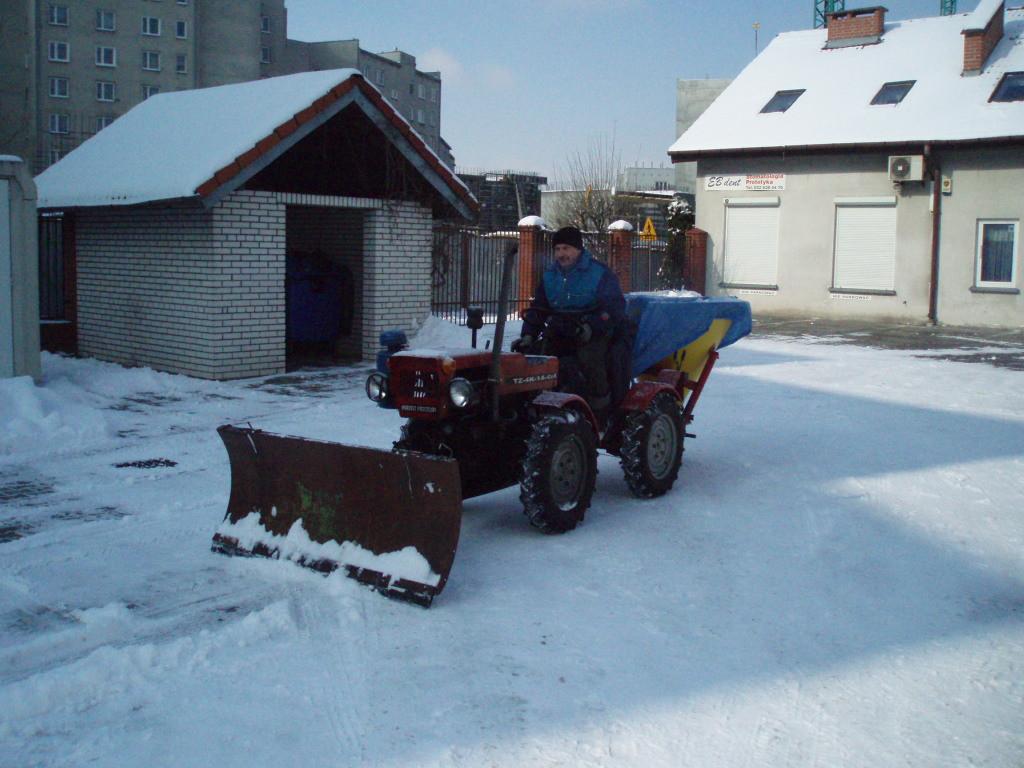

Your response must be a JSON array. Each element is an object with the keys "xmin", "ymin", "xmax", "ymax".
[
  {"xmin": 620, "ymin": 392, "xmax": 684, "ymax": 498},
  {"xmin": 520, "ymin": 412, "xmax": 597, "ymax": 534}
]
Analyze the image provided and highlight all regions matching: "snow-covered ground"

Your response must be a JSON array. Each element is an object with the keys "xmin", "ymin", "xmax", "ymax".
[{"xmin": 1, "ymin": 319, "xmax": 1022, "ymax": 768}]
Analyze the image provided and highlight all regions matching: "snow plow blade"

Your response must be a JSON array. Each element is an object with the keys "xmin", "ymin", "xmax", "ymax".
[{"xmin": 212, "ymin": 425, "xmax": 462, "ymax": 607}]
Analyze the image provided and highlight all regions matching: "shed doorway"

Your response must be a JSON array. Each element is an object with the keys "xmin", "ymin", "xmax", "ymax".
[{"xmin": 284, "ymin": 205, "xmax": 364, "ymax": 370}]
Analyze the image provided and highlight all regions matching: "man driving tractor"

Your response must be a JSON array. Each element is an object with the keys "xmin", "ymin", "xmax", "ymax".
[{"xmin": 512, "ymin": 226, "xmax": 626, "ymax": 422}]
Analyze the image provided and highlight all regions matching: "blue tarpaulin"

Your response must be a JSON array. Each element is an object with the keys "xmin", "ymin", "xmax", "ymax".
[{"xmin": 626, "ymin": 294, "xmax": 752, "ymax": 375}]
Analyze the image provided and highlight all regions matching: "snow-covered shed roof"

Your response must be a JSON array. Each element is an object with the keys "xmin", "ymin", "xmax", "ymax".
[
  {"xmin": 669, "ymin": 6, "xmax": 1024, "ymax": 159},
  {"xmin": 35, "ymin": 69, "xmax": 477, "ymax": 219}
]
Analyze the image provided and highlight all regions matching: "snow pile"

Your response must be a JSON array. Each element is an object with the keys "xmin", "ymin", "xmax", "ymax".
[
  {"xmin": 0, "ymin": 374, "xmax": 110, "ymax": 456},
  {"xmin": 217, "ymin": 513, "xmax": 441, "ymax": 587}
]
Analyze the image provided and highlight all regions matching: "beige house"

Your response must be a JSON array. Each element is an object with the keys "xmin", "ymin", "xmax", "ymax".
[{"xmin": 669, "ymin": 2, "xmax": 1024, "ymax": 328}]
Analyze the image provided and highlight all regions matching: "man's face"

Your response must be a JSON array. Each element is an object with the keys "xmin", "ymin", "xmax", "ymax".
[{"xmin": 554, "ymin": 243, "xmax": 582, "ymax": 269}]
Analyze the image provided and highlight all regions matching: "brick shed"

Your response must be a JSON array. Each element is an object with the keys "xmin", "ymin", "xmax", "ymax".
[{"xmin": 34, "ymin": 70, "xmax": 477, "ymax": 379}]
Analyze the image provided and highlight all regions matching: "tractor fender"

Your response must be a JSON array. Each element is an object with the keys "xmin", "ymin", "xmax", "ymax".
[
  {"xmin": 530, "ymin": 391, "xmax": 600, "ymax": 435},
  {"xmin": 620, "ymin": 380, "xmax": 681, "ymax": 413}
]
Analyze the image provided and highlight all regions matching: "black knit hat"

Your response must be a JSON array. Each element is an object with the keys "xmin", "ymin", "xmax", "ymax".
[{"xmin": 552, "ymin": 226, "xmax": 584, "ymax": 250}]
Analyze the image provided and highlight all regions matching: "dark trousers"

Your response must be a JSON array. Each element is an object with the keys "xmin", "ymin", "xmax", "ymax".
[{"xmin": 543, "ymin": 334, "xmax": 611, "ymax": 411}]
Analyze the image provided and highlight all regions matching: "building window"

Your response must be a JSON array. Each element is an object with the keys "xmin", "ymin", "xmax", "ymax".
[
  {"xmin": 416, "ymin": 108, "xmax": 425, "ymax": 123},
  {"xmin": 95, "ymin": 46, "xmax": 117, "ymax": 67},
  {"xmin": 761, "ymin": 89, "xmax": 804, "ymax": 113},
  {"xmin": 142, "ymin": 84, "xmax": 160, "ymax": 99},
  {"xmin": 48, "ymin": 41, "xmax": 70, "ymax": 62},
  {"xmin": 722, "ymin": 197, "xmax": 780, "ymax": 288},
  {"xmin": 990, "ymin": 72, "xmax": 1024, "ymax": 103},
  {"xmin": 143, "ymin": 51, "xmax": 161, "ymax": 71},
  {"xmin": 48, "ymin": 113, "xmax": 70, "ymax": 134},
  {"xmin": 48, "ymin": 5, "xmax": 68, "ymax": 25},
  {"xmin": 96, "ymin": 115, "xmax": 115, "ymax": 132},
  {"xmin": 871, "ymin": 80, "xmax": 914, "ymax": 105},
  {"xmin": 375, "ymin": 69, "xmax": 384, "ymax": 85},
  {"xmin": 48, "ymin": 148, "xmax": 64, "ymax": 165},
  {"xmin": 390, "ymin": 88, "xmax": 399, "ymax": 101},
  {"xmin": 975, "ymin": 220, "xmax": 1019, "ymax": 287},
  {"xmin": 176, "ymin": 54, "xmax": 188, "ymax": 74},
  {"xmin": 408, "ymin": 83, "xmax": 415, "ymax": 96},
  {"xmin": 832, "ymin": 198, "xmax": 898, "ymax": 293},
  {"xmin": 429, "ymin": 87, "xmax": 437, "ymax": 103},
  {"xmin": 142, "ymin": 17, "xmax": 161, "ymax": 35},
  {"xmin": 95, "ymin": 80, "xmax": 116, "ymax": 102},
  {"xmin": 261, "ymin": 15, "xmax": 271, "ymax": 33},
  {"xmin": 417, "ymin": 83, "xmax": 425, "ymax": 99},
  {"xmin": 175, "ymin": 20, "xmax": 188, "ymax": 38},
  {"xmin": 261, "ymin": 46, "xmax": 272, "ymax": 64},
  {"xmin": 48, "ymin": 77, "xmax": 69, "ymax": 98},
  {"xmin": 96, "ymin": 9, "xmax": 116, "ymax": 31}
]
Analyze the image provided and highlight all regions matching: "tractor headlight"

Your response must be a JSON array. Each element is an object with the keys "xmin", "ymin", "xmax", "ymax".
[
  {"xmin": 366, "ymin": 372, "xmax": 388, "ymax": 402},
  {"xmin": 448, "ymin": 378, "xmax": 474, "ymax": 409}
]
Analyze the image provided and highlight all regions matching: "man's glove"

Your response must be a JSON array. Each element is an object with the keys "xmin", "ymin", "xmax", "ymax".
[
  {"xmin": 511, "ymin": 335, "xmax": 534, "ymax": 353},
  {"xmin": 575, "ymin": 322, "xmax": 593, "ymax": 344}
]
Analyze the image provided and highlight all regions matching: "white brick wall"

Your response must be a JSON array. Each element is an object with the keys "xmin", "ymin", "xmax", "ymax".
[
  {"xmin": 74, "ymin": 190, "xmax": 434, "ymax": 378},
  {"xmin": 361, "ymin": 202, "xmax": 433, "ymax": 359}
]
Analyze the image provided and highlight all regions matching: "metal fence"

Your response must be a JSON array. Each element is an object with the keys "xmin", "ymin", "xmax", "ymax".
[
  {"xmin": 431, "ymin": 225, "xmax": 670, "ymax": 325},
  {"xmin": 38, "ymin": 213, "xmax": 65, "ymax": 320}
]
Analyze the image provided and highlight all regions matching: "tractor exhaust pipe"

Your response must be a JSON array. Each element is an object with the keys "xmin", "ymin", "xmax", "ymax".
[{"xmin": 490, "ymin": 243, "xmax": 519, "ymax": 422}]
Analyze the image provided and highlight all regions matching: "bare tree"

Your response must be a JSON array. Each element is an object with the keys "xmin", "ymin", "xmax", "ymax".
[{"xmin": 548, "ymin": 135, "xmax": 625, "ymax": 232}]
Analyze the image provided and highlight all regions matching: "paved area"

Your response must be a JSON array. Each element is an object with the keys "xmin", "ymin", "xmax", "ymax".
[{"xmin": 752, "ymin": 315, "xmax": 1024, "ymax": 371}]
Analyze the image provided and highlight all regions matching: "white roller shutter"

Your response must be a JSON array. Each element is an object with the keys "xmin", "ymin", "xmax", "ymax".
[
  {"xmin": 723, "ymin": 198, "xmax": 779, "ymax": 287},
  {"xmin": 832, "ymin": 198, "xmax": 897, "ymax": 292}
]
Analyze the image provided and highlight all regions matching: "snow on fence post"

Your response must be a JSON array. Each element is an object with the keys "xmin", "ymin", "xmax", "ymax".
[
  {"xmin": 684, "ymin": 227, "xmax": 709, "ymax": 295},
  {"xmin": 607, "ymin": 220, "xmax": 634, "ymax": 293},
  {"xmin": 517, "ymin": 216, "xmax": 546, "ymax": 305}
]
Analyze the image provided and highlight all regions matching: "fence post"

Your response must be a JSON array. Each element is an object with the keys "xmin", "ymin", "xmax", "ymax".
[
  {"xmin": 607, "ymin": 220, "xmax": 634, "ymax": 293},
  {"xmin": 683, "ymin": 227, "xmax": 708, "ymax": 295},
  {"xmin": 517, "ymin": 215, "xmax": 545, "ymax": 305}
]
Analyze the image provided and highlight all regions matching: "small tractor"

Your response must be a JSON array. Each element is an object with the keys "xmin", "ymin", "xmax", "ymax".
[{"xmin": 214, "ymin": 246, "xmax": 750, "ymax": 606}]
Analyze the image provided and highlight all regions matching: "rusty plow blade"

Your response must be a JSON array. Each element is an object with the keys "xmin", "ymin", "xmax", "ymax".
[{"xmin": 212, "ymin": 425, "xmax": 462, "ymax": 607}]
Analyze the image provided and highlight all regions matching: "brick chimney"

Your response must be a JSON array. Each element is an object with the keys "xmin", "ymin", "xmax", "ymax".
[
  {"xmin": 962, "ymin": 1, "xmax": 1004, "ymax": 76},
  {"xmin": 825, "ymin": 6, "xmax": 887, "ymax": 48}
]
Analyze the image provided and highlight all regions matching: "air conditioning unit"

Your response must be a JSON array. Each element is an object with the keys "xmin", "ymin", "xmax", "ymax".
[{"xmin": 888, "ymin": 155, "xmax": 925, "ymax": 182}]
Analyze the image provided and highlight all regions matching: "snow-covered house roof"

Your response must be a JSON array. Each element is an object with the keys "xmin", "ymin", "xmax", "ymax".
[
  {"xmin": 35, "ymin": 69, "xmax": 477, "ymax": 219},
  {"xmin": 668, "ymin": 5, "xmax": 1024, "ymax": 160}
]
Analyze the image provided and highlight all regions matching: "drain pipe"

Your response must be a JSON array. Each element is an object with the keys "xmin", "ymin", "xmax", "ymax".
[{"xmin": 925, "ymin": 144, "xmax": 942, "ymax": 324}]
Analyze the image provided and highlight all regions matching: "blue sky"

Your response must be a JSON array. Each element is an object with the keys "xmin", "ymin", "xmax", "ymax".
[{"xmin": 286, "ymin": 1, "xmax": 981, "ymax": 179}]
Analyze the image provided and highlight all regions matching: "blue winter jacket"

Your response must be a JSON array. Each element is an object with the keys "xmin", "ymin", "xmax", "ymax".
[{"xmin": 522, "ymin": 249, "xmax": 626, "ymax": 339}]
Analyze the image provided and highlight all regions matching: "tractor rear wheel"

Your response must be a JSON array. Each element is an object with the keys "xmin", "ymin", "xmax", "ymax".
[
  {"xmin": 620, "ymin": 392, "xmax": 684, "ymax": 498},
  {"xmin": 520, "ymin": 412, "xmax": 597, "ymax": 534}
]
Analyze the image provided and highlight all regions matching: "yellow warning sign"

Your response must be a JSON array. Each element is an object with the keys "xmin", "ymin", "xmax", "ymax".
[{"xmin": 640, "ymin": 217, "xmax": 658, "ymax": 241}]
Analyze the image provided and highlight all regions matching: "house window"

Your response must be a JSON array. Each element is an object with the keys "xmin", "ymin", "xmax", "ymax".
[
  {"xmin": 722, "ymin": 197, "xmax": 780, "ymax": 288},
  {"xmin": 990, "ymin": 72, "xmax": 1024, "ymax": 103},
  {"xmin": 96, "ymin": 9, "xmax": 116, "ymax": 31},
  {"xmin": 975, "ymin": 220, "xmax": 1019, "ymax": 288},
  {"xmin": 176, "ymin": 54, "xmax": 188, "ymax": 74},
  {"xmin": 48, "ymin": 113, "xmax": 69, "ymax": 134},
  {"xmin": 760, "ymin": 89, "xmax": 804, "ymax": 113},
  {"xmin": 429, "ymin": 88, "xmax": 437, "ymax": 103},
  {"xmin": 48, "ymin": 5, "xmax": 68, "ymax": 25},
  {"xmin": 832, "ymin": 197, "xmax": 898, "ymax": 293},
  {"xmin": 871, "ymin": 80, "xmax": 914, "ymax": 105},
  {"xmin": 416, "ymin": 108, "xmax": 425, "ymax": 123},
  {"xmin": 261, "ymin": 46, "xmax": 272, "ymax": 64},
  {"xmin": 48, "ymin": 41, "xmax": 70, "ymax": 62},
  {"xmin": 96, "ymin": 115, "xmax": 115, "ymax": 131},
  {"xmin": 48, "ymin": 77, "xmax": 69, "ymax": 98},
  {"xmin": 176, "ymin": 20, "xmax": 188, "ymax": 38},
  {"xmin": 48, "ymin": 148, "xmax": 64, "ymax": 165},
  {"xmin": 143, "ymin": 51, "xmax": 161, "ymax": 71},
  {"xmin": 375, "ymin": 69, "xmax": 384, "ymax": 85},
  {"xmin": 390, "ymin": 88, "xmax": 399, "ymax": 100},
  {"xmin": 408, "ymin": 83, "xmax": 415, "ymax": 96},
  {"xmin": 96, "ymin": 46, "xmax": 117, "ymax": 67},
  {"xmin": 142, "ymin": 84, "xmax": 160, "ymax": 99},
  {"xmin": 142, "ymin": 17, "xmax": 161, "ymax": 35},
  {"xmin": 417, "ymin": 83, "xmax": 425, "ymax": 99},
  {"xmin": 95, "ymin": 80, "xmax": 116, "ymax": 102},
  {"xmin": 261, "ymin": 15, "xmax": 271, "ymax": 33}
]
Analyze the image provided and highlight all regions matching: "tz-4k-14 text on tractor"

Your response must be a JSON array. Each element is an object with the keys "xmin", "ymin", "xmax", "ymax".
[{"xmin": 213, "ymin": 246, "xmax": 751, "ymax": 606}]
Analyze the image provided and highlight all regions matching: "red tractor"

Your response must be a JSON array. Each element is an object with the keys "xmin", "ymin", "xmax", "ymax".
[{"xmin": 214, "ymin": 246, "xmax": 750, "ymax": 605}]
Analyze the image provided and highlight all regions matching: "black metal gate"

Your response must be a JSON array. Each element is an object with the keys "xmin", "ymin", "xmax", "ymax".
[{"xmin": 38, "ymin": 213, "xmax": 65, "ymax": 320}]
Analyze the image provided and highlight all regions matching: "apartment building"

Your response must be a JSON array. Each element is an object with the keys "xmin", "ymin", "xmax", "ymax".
[{"xmin": 1, "ymin": 1, "xmax": 449, "ymax": 174}]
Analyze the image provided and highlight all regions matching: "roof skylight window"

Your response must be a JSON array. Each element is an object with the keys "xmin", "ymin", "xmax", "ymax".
[
  {"xmin": 760, "ymin": 89, "xmax": 805, "ymax": 113},
  {"xmin": 871, "ymin": 80, "xmax": 915, "ymax": 105},
  {"xmin": 990, "ymin": 72, "xmax": 1024, "ymax": 102}
]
